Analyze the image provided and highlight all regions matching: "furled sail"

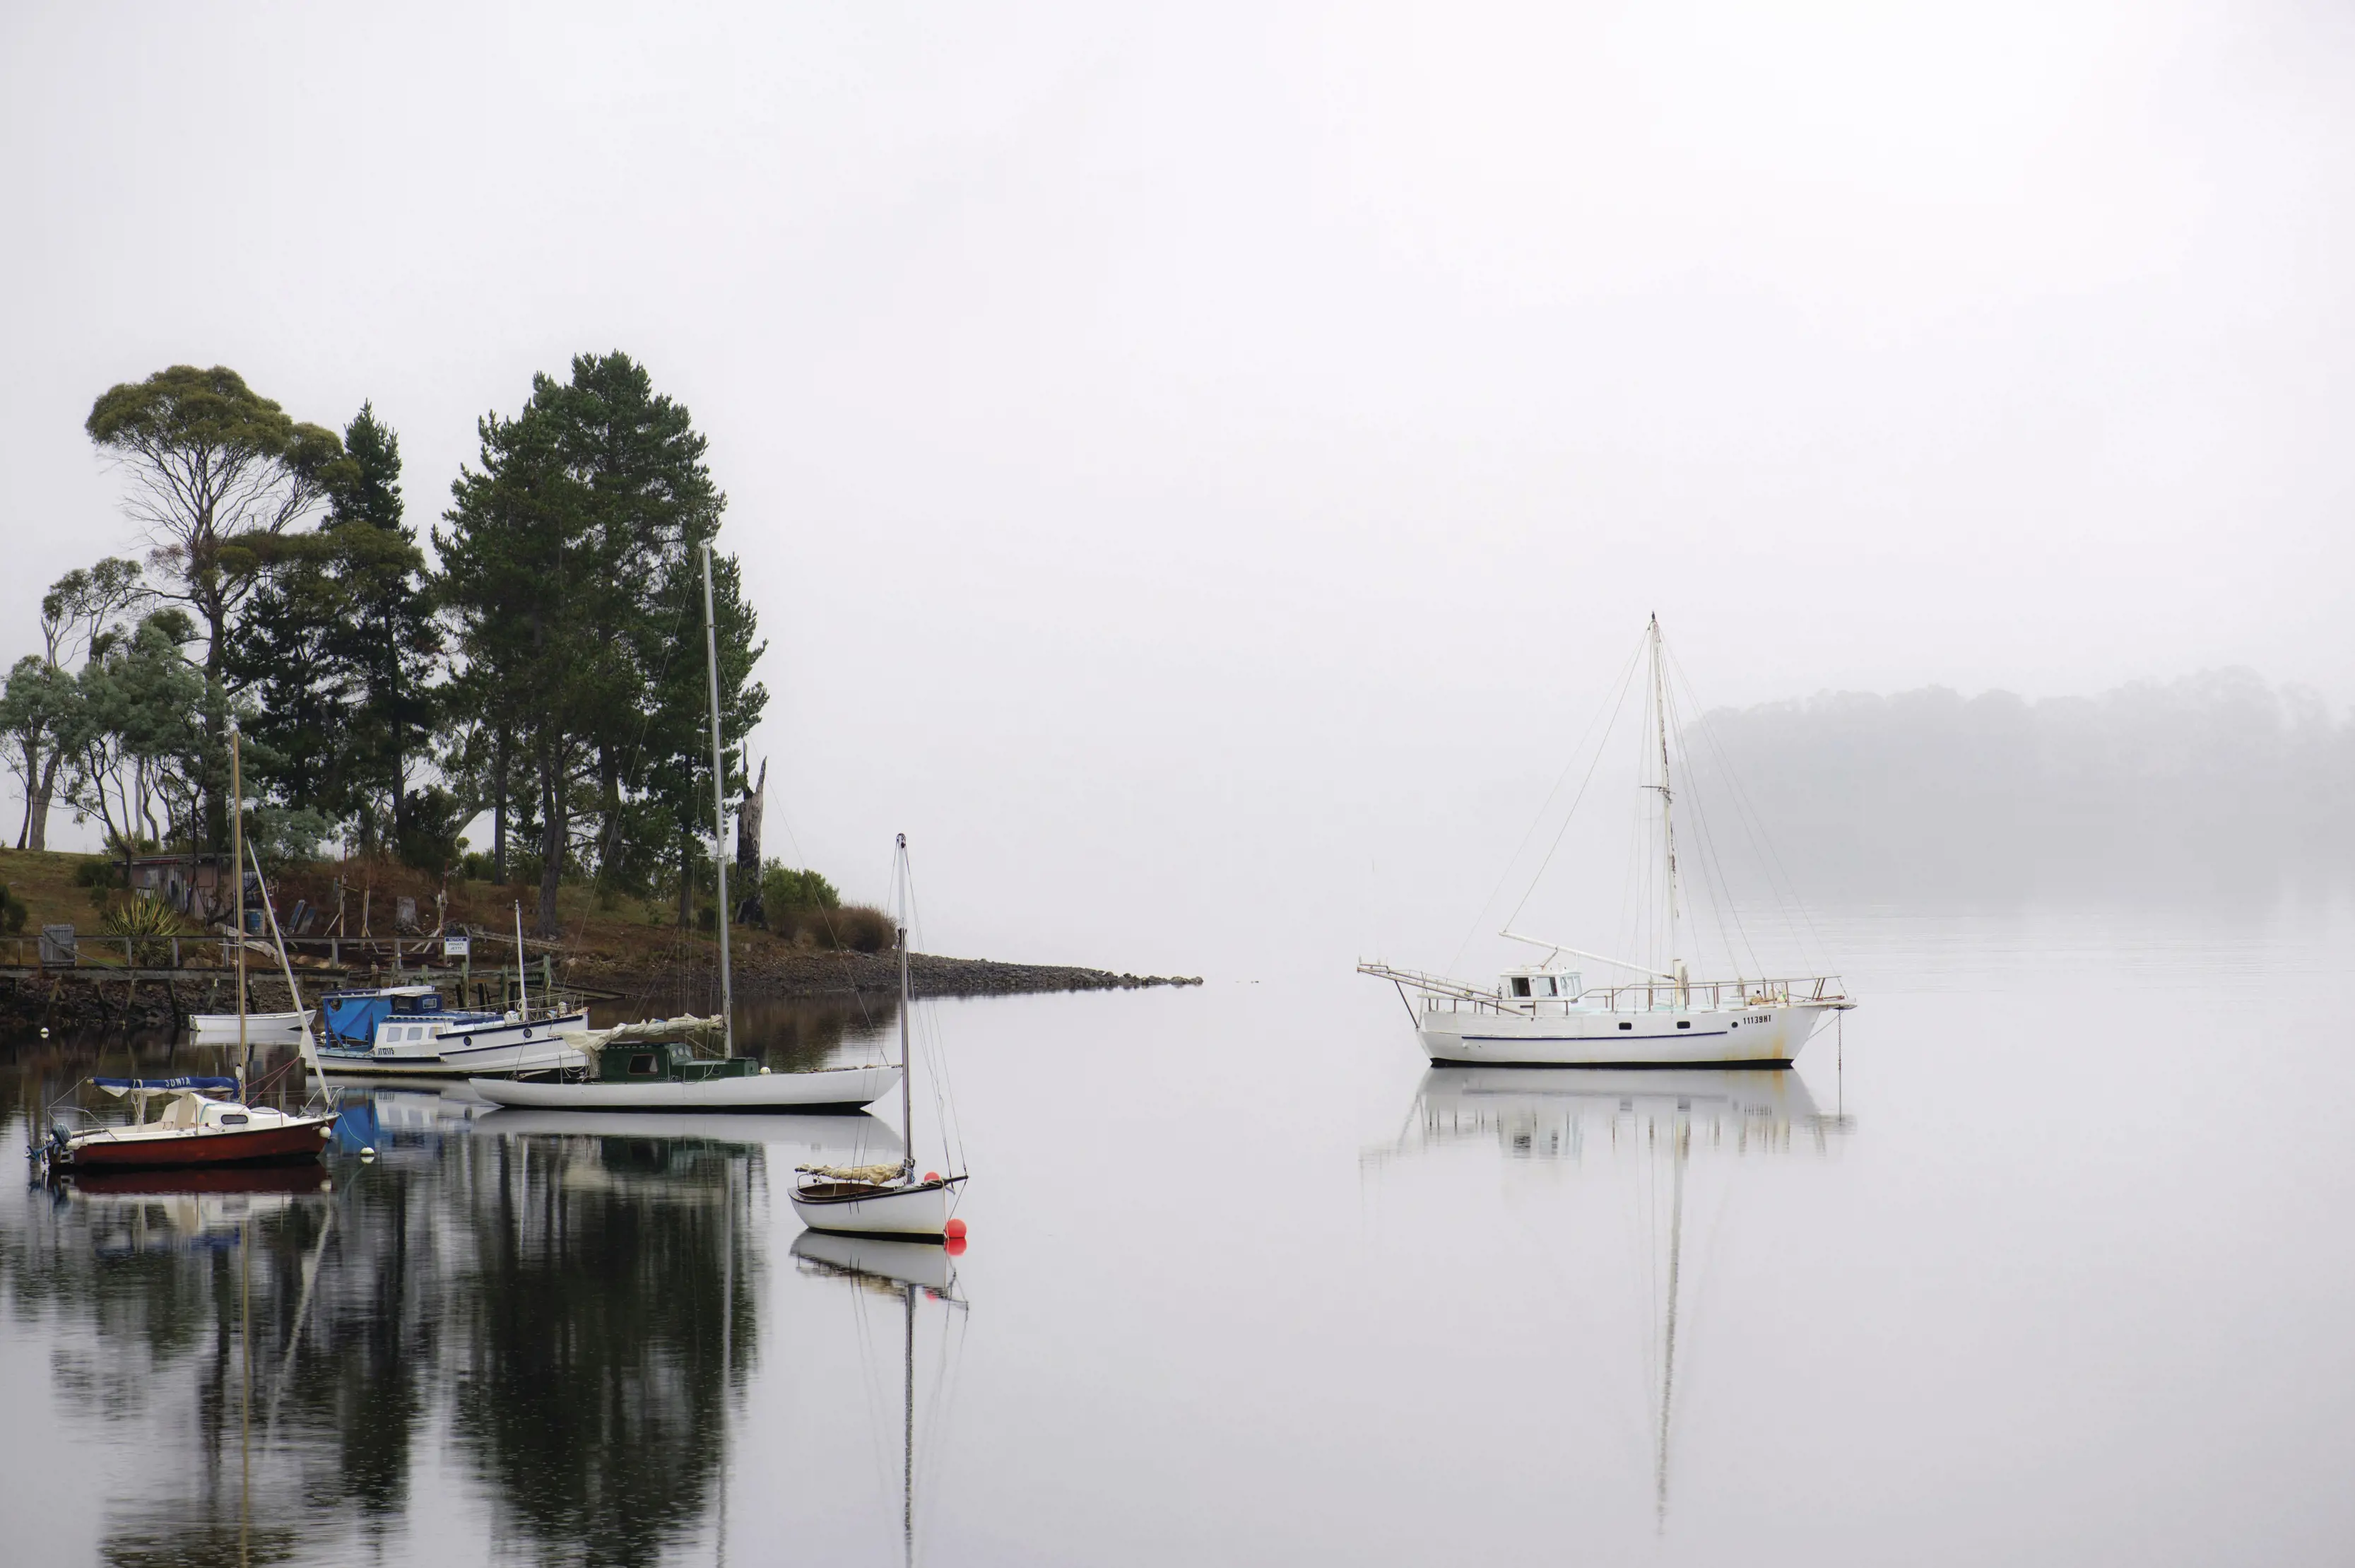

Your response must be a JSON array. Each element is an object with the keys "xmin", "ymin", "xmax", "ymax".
[
  {"xmin": 94, "ymin": 1075, "xmax": 239, "ymax": 1097},
  {"xmin": 796, "ymin": 1162, "xmax": 906, "ymax": 1185},
  {"xmin": 583, "ymin": 1015, "xmax": 726, "ymax": 1049}
]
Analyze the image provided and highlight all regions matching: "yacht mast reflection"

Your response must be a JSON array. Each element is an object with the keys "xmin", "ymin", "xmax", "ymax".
[
  {"xmin": 1374, "ymin": 1066, "xmax": 1855, "ymax": 1529},
  {"xmin": 791, "ymin": 1232, "xmax": 967, "ymax": 1568}
]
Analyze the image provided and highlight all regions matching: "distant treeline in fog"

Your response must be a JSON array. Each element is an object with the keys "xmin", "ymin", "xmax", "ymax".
[{"xmin": 1688, "ymin": 670, "xmax": 2354, "ymax": 893}]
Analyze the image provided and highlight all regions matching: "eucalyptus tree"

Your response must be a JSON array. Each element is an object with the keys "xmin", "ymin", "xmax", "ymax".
[
  {"xmin": 57, "ymin": 611, "xmax": 210, "ymax": 887},
  {"xmin": 85, "ymin": 366, "xmax": 342, "ymax": 847},
  {"xmin": 0, "ymin": 558, "xmax": 142, "ymax": 849}
]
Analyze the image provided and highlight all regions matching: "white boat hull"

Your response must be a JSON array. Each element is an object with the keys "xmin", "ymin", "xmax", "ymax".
[
  {"xmin": 1417, "ymin": 1003, "xmax": 1831, "ymax": 1067},
  {"xmin": 319, "ymin": 1014, "xmax": 590, "ymax": 1078},
  {"xmin": 790, "ymin": 1175, "xmax": 960, "ymax": 1239},
  {"xmin": 466, "ymin": 1063, "xmax": 902, "ymax": 1113}
]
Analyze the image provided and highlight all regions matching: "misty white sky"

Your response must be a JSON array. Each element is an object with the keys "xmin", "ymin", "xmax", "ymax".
[{"xmin": 4, "ymin": 0, "xmax": 2351, "ymax": 973}]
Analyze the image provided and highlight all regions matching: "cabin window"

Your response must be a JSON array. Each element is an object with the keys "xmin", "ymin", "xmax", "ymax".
[
  {"xmin": 220, "ymin": 1114, "xmax": 249, "ymax": 1126},
  {"xmin": 1676, "ymin": 1020, "xmax": 1691, "ymax": 1030},
  {"xmin": 1510, "ymin": 977, "xmax": 1530, "ymax": 998},
  {"xmin": 1534, "ymin": 977, "xmax": 1555, "ymax": 997},
  {"xmin": 1618, "ymin": 1021, "xmax": 1632, "ymax": 1030},
  {"xmin": 629, "ymin": 1054, "xmax": 659, "ymax": 1077}
]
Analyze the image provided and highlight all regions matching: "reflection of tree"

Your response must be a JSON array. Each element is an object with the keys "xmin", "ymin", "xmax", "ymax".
[
  {"xmin": 449, "ymin": 1134, "xmax": 755, "ymax": 1567},
  {"xmin": 736, "ymin": 993, "xmax": 895, "ymax": 1073},
  {"xmin": 2, "ymin": 1091, "xmax": 763, "ymax": 1568}
]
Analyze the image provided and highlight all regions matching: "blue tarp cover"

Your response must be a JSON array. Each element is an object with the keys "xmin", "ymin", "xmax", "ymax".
[{"xmin": 93, "ymin": 1076, "xmax": 238, "ymax": 1092}]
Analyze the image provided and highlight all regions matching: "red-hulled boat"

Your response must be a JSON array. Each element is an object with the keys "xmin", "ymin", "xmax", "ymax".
[{"xmin": 45, "ymin": 1077, "xmax": 336, "ymax": 1172}]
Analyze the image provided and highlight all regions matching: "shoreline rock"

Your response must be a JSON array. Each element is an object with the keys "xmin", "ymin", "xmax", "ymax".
[
  {"xmin": 576, "ymin": 948, "xmax": 1203, "ymax": 1001},
  {"xmin": 0, "ymin": 952, "xmax": 1200, "ymax": 1034}
]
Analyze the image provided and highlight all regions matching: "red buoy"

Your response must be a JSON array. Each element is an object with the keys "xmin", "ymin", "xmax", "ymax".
[
  {"xmin": 924, "ymin": 1171, "xmax": 940, "ymax": 1182},
  {"xmin": 945, "ymin": 1234, "xmax": 967, "ymax": 1256},
  {"xmin": 944, "ymin": 1217, "xmax": 967, "ymax": 1240}
]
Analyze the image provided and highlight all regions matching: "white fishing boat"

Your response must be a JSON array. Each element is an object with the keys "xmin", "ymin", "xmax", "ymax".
[
  {"xmin": 790, "ymin": 835, "xmax": 968, "ymax": 1241},
  {"xmin": 314, "ymin": 985, "xmax": 589, "ymax": 1079},
  {"xmin": 1360, "ymin": 616, "xmax": 1856, "ymax": 1068},
  {"xmin": 471, "ymin": 544, "xmax": 902, "ymax": 1115},
  {"xmin": 314, "ymin": 904, "xmax": 589, "ymax": 1078}
]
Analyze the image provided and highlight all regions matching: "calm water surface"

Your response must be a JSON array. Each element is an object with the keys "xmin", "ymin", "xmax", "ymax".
[{"xmin": 5, "ymin": 895, "xmax": 2354, "ymax": 1565}]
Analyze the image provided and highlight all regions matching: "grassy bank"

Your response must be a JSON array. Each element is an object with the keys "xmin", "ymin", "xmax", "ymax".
[{"xmin": 0, "ymin": 847, "xmax": 1199, "ymax": 1005}]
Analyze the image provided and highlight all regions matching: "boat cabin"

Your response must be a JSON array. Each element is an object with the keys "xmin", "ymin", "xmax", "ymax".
[
  {"xmin": 593, "ymin": 1039, "xmax": 761, "ymax": 1085},
  {"xmin": 321, "ymin": 985, "xmax": 447, "ymax": 1048},
  {"xmin": 1499, "ymin": 967, "xmax": 1585, "ymax": 1003}
]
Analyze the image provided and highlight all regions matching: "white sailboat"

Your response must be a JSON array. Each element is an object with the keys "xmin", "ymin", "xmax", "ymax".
[
  {"xmin": 789, "ymin": 835, "xmax": 968, "ymax": 1241},
  {"xmin": 1360, "ymin": 616, "xmax": 1855, "ymax": 1067},
  {"xmin": 467, "ymin": 543, "xmax": 901, "ymax": 1114}
]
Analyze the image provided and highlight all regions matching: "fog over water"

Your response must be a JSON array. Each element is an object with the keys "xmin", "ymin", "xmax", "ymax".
[{"xmin": 5, "ymin": 1, "xmax": 2355, "ymax": 975}]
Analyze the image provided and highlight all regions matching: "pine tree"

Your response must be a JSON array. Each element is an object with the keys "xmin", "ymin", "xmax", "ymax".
[{"xmin": 437, "ymin": 353, "xmax": 762, "ymax": 935}]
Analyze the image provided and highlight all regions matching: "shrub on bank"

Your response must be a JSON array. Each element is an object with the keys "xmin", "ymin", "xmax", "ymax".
[{"xmin": 774, "ymin": 902, "xmax": 895, "ymax": 953}]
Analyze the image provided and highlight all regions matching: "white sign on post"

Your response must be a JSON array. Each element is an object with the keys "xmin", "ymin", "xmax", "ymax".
[{"xmin": 444, "ymin": 936, "xmax": 471, "ymax": 959}]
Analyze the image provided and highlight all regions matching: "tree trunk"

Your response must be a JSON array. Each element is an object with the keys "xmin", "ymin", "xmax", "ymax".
[
  {"xmin": 492, "ymin": 727, "xmax": 509, "ymax": 885},
  {"xmin": 32, "ymin": 750, "xmax": 59, "ymax": 851},
  {"xmin": 201, "ymin": 606, "xmax": 228, "ymax": 853},
  {"xmin": 677, "ymin": 834, "xmax": 694, "ymax": 929},
  {"xmin": 12, "ymin": 739, "xmax": 33, "ymax": 849},
  {"xmin": 597, "ymin": 744, "xmax": 622, "ymax": 887},
  {"xmin": 734, "ymin": 759, "xmax": 765, "ymax": 925},
  {"xmin": 536, "ymin": 750, "xmax": 564, "ymax": 938}
]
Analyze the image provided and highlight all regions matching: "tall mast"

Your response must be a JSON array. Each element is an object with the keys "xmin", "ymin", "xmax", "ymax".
[
  {"xmin": 1647, "ymin": 615, "xmax": 1681, "ymax": 976},
  {"xmin": 232, "ymin": 722, "xmax": 249, "ymax": 1096},
  {"xmin": 896, "ymin": 833, "xmax": 914, "ymax": 1176},
  {"xmin": 702, "ymin": 543, "xmax": 735, "ymax": 1058}
]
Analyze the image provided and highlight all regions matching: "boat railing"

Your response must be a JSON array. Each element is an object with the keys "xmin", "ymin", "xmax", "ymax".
[{"xmin": 1361, "ymin": 962, "xmax": 1852, "ymax": 1016}]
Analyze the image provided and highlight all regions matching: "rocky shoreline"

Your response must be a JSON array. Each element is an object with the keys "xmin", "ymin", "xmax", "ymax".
[
  {"xmin": 1, "ymin": 950, "xmax": 1200, "ymax": 1034},
  {"xmin": 579, "ymin": 947, "xmax": 1203, "ymax": 1002}
]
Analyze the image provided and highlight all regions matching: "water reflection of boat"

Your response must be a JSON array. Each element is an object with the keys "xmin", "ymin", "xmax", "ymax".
[
  {"xmin": 483, "ymin": 1108, "xmax": 905, "ymax": 1162},
  {"xmin": 1373, "ymin": 1063, "xmax": 1853, "ymax": 1530},
  {"xmin": 68, "ymin": 1164, "xmax": 335, "ymax": 1198},
  {"xmin": 65, "ymin": 1165, "xmax": 331, "ymax": 1255},
  {"xmin": 789, "ymin": 1227, "xmax": 967, "ymax": 1566},
  {"xmin": 1389, "ymin": 1065, "xmax": 1844, "ymax": 1163},
  {"xmin": 791, "ymin": 1230, "xmax": 960, "ymax": 1295}
]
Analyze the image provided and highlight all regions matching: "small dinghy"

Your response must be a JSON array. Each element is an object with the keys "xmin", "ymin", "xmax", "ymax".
[
  {"xmin": 191, "ymin": 1009, "xmax": 313, "ymax": 1037},
  {"xmin": 791, "ymin": 836, "xmax": 969, "ymax": 1242}
]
